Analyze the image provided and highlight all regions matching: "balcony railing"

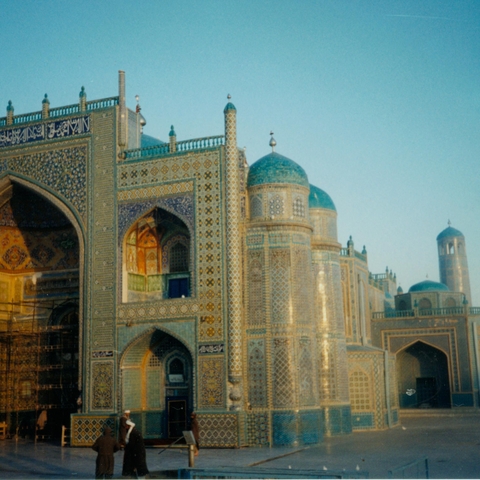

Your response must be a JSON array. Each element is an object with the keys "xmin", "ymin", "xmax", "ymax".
[
  {"xmin": 373, "ymin": 306, "xmax": 480, "ymax": 319},
  {"xmin": 124, "ymin": 135, "xmax": 225, "ymax": 160},
  {"xmin": 0, "ymin": 96, "xmax": 119, "ymax": 127}
]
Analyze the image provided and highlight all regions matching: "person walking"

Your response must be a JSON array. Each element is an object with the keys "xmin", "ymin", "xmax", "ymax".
[
  {"xmin": 91, "ymin": 426, "xmax": 121, "ymax": 479},
  {"xmin": 122, "ymin": 420, "xmax": 149, "ymax": 479},
  {"xmin": 190, "ymin": 412, "xmax": 200, "ymax": 456}
]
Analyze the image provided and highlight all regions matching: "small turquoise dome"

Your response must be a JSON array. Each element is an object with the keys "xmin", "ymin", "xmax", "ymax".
[
  {"xmin": 437, "ymin": 226, "xmax": 464, "ymax": 241},
  {"xmin": 224, "ymin": 102, "xmax": 236, "ymax": 113},
  {"xmin": 247, "ymin": 152, "xmax": 309, "ymax": 188},
  {"xmin": 309, "ymin": 184, "xmax": 336, "ymax": 211},
  {"xmin": 141, "ymin": 134, "xmax": 165, "ymax": 148},
  {"xmin": 408, "ymin": 280, "xmax": 449, "ymax": 293}
]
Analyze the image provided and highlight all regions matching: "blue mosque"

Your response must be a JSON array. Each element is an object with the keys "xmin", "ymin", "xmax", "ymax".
[{"xmin": 0, "ymin": 71, "xmax": 479, "ymax": 447}]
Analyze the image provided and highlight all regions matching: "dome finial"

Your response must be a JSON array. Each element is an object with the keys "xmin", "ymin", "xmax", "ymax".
[
  {"xmin": 227, "ymin": 94, "xmax": 231, "ymax": 100},
  {"xmin": 448, "ymin": 219, "xmax": 451, "ymax": 226},
  {"xmin": 269, "ymin": 131, "xmax": 276, "ymax": 152},
  {"xmin": 135, "ymin": 95, "xmax": 141, "ymax": 113}
]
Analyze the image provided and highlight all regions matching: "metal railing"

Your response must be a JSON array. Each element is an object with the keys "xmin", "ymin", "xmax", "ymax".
[
  {"xmin": 0, "ymin": 96, "xmax": 119, "ymax": 127},
  {"xmin": 388, "ymin": 457, "xmax": 429, "ymax": 479}
]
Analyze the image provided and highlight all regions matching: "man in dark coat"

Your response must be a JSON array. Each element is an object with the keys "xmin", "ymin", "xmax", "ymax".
[
  {"xmin": 122, "ymin": 421, "xmax": 149, "ymax": 478},
  {"xmin": 91, "ymin": 426, "xmax": 121, "ymax": 479}
]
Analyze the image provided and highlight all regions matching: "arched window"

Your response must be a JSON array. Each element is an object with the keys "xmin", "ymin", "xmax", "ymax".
[
  {"xmin": 250, "ymin": 196, "xmax": 263, "ymax": 218},
  {"xmin": 419, "ymin": 298, "xmax": 432, "ymax": 309},
  {"xmin": 448, "ymin": 242, "xmax": 455, "ymax": 254},
  {"xmin": 445, "ymin": 297, "xmax": 456, "ymax": 307}
]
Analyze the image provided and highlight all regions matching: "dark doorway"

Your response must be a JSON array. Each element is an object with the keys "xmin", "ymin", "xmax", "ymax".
[
  {"xmin": 416, "ymin": 377, "xmax": 437, "ymax": 408},
  {"xmin": 166, "ymin": 397, "xmax": 187, "ymax": 438}
]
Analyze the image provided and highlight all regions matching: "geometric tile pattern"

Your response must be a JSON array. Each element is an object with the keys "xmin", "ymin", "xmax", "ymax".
[
  {"xmin": 272, "ymin": 338, "xmax": 294, "ymax": 407},
  {"xmin": 246, "ymin": 412, "xmax": 270, "ymax": 446},
  {"xmin": 197, "ymin": 413, "xmax": 237, "ymax": 447},
  {"xmin": 70, "ymin": 415, "xmax": 116, "ymax": 447},
  {"xmin": 247, "ymin": 339, "xmax": 267, "ymax": 407},
  {"xmin": 270, "ymin": 249, "xmax": 290, "ymax": 324}
]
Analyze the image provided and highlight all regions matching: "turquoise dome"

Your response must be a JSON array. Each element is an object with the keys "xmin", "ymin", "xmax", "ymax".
[
  {"xmin": 437, "ymin": 226, "xmax": 464, "ymax": 241},
  {"xmin": 309, "ymin": 184, "xmax": 336, "ymax": 211},
  {"xmin": 247, "ymin": 152, "xmax": 309, "ymax": 188},
  {"xmin": 141, "ymin": 134, "xmax": 165, "ymax": 148},
  {"xmin": 408, "ymin": 280, "xmax": 449, "ymax": 293}
]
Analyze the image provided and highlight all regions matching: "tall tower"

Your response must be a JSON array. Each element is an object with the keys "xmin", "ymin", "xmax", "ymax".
[{"xmin": 437, "ymin": 223, "xmax": 472, "ymax": 304}]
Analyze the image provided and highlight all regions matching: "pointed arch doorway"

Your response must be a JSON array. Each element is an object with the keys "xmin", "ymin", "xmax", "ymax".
[
  {"xmin": 397, "ymin": 341, "xmax": 451, "ymax": 408},
  {"xmin": 121, "ymin": 329, "xmax": 193, "ymax": 441}
]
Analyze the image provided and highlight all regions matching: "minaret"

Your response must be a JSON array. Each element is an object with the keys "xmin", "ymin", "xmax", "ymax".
[
  {"xmin": 224, "ymin": 95, "xmax": 243, "ymax": 410},
  {"xmin": 437, "ymin": 222, "xmax": 472, "ymax": 304}
]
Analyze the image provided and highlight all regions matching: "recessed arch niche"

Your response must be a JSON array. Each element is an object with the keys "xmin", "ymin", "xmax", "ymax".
[{"xmin": 122, "ymin": 207, "xmax": 192, "ymax": 302}]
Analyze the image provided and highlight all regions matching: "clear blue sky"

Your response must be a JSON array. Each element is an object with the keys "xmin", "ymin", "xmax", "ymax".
[{"xmin": 2, "ymin": 0, "xmax": 479, "ymax": 304}]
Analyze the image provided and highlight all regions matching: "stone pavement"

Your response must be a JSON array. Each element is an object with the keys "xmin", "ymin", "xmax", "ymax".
[{"xmin": 0, "ymin": 413, "xmax": 480, "ymax": 479}]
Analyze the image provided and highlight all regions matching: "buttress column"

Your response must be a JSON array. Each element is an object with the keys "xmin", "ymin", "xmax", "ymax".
[{"xmin": 224, "ymin": 97, "xmax": 244, "ymax": 410}]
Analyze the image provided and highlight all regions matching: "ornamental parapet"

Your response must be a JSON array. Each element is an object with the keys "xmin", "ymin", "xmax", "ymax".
[
  {"xmin": 123, "ymin": 135, "xmax": 225, "ymax": 160},
  {"xmin": 0, "ymin": 96, "xmax": 119, "ymax": 128}
]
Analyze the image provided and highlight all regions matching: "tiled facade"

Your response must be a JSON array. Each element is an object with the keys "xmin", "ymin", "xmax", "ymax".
[{"xmin": 2, "ymin": 72, "xmax": 480, "ymax": 448}]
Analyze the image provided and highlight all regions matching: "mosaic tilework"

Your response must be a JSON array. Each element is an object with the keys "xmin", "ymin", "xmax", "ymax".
[
  {"xmin": 198, "ymin": 356, "xmax": 225, "ymax": 408},
  {"xmin": 92, "ymin": 361, "xmax": 114, "ymax": 410},
  {"xmin": 247, "ymin": 339, "xmax": 267, "ymax": 407},
  {"xmin": 246, "ymin": 411, "xmax": 270, "ymax": 446},
  {"xmin": 272, "ymin": 338, "xmax": 295, "ymax": 407},
  {"xmin": 117, "ymin": 194, "xmax": 194, "ymax": 241},
  {"xmin": 270, "ymin": 249, "xmax": 290, "ymax": 324},
  {"xmin": 88, "ymin": 111, "xmax": 117, "ymax": 410},
  {"xmin": 118, "ymin": 180, "xmax": 193, "ymax": 201},
  {"xmin": 198, "ymin": 413, "xmax": 238, "ymax": 447},
  {"xmin": 298, "ymin": 337, "xmax": 316, "ymax": 406},
  {"xmin": 247, "ymin": 250, "xmax": 265, "ymax": 326},
  {"xmin": 0, "ymin": 144, "xmax": 87, "ymax": 222},
  {"xmin": 71, "ymin": 415, "xmax": 116, "ymax": 447}
]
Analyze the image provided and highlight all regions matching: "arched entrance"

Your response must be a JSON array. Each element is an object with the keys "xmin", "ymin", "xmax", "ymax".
[
  {"xmin": 0, "ymin": 180, "xmax": 81, "ymax": 439},
  {"xmin": 121, "ymin": 329, "xmax": 193, "ymax": 441},
  {"xmin": 397, "ymin": 341, "xmax": 451, "ymax": 408}
]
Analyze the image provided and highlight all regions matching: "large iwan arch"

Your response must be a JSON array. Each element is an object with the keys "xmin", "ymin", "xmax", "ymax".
[{"xmin": 396, "ymin": 341, "xmax": 451, "ymax": 409}]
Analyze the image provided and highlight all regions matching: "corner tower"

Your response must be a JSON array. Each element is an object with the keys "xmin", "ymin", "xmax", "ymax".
[{"xmin": 437, "ymin": 223, "xmax": 472, "ymax": 304}]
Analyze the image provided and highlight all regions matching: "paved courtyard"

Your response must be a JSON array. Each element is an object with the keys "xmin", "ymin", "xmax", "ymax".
[{"xmin": 0, "ymin": 413, "xmax": 479, "ymax": 479}]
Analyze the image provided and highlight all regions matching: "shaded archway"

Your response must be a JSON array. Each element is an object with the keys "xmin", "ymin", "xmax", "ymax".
[
  {"xmin": 120, "ymin": 328, "xmax": 193, "ymax": 441},
  {"xmin": 0, "ymin": 181, "xmax": 81, "ymax": 438},
  {"xmin": 397, "ymin": 341, "xmax": 451, "ymax": 408}
]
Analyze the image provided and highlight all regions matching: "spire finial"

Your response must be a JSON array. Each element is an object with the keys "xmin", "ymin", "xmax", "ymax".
[
  {"xmin": 269, "ymin": 131, "xmax": 276, "ymax": 152},
  {"xmin": 448, "ymin": 219, "xmax": 451, "ymax": 226},
  {"xmin": 135, "ymin": 95, "xmax": 141, "ymax": 113}
]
